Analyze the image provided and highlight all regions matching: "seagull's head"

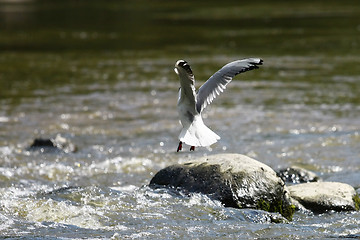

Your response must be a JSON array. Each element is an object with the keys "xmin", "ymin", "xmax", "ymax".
[{"xmin": 174, "ymin": 60, "xmax": 193, "ymax": 77}]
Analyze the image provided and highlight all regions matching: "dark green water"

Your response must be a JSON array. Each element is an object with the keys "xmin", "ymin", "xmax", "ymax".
[{"xmin": 1, "ymin": 0, "xmax": 360, "ymax": 239}]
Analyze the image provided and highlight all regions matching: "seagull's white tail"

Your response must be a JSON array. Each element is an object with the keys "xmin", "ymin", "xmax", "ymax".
[{"xmin": 179, "ymin": 117, "xmax": 220, "ymax": 147}]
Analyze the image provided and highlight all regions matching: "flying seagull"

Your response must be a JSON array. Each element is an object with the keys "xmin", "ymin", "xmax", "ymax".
[{"xmin": 174, "ymin": 58, "xmax": 263, "ymax": 152}]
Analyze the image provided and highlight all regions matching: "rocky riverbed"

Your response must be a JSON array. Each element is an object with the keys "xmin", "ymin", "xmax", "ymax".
[{"xmin": 150, "ymin": 153, "xmax": 359, "ymax": 222}]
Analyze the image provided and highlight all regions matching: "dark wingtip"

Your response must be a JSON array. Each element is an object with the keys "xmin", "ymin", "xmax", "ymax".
[
  {"xmin": 252, "ymin": 58, "xmax": 263, "ymax": 65},
  {"xmin": 176, "ymin": 60, "xmax": 193, "ymax": 75},
  {"xmin": 250, "ymin": 58, "xmax": 263, "ymax": 69},
  {"xmin": 176, "ymin": 60, "xmax": 188, "ymax": 67}
]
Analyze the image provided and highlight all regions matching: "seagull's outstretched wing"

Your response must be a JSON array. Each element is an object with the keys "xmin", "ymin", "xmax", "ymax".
[
  {"xmin": 196, "ymin": 58, "xmax": 263, "ymax": 113},
  {"xmin": 175, "ymin": 60, "xmax": 197, "ymax": 106}
]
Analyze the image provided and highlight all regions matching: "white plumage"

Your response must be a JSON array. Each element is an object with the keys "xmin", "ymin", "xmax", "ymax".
[{"xmin": 174, "ymin": 58, "xmax": 263, "ymax": 152}]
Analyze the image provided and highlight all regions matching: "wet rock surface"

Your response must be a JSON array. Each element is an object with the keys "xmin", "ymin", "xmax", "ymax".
[
  {"xmin": 277, "ymin": 166, "xmax": 320, "ymax": 184},
  {"xmin": 287, "ymin": 182, "xmax": 359, "ymax": 213},
  {"xmin": 150, "ymin": 153, "xmax": 294, "ymax": 220}
]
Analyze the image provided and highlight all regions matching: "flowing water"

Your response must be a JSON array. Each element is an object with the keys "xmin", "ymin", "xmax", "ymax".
[{"xmin": 1, "ymin": 0, "xmax": 360, "ymax": 239}]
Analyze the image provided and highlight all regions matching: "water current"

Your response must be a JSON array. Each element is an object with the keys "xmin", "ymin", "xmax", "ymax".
[{"xmin": 1, "ymin": 0, "xmax": 360, "ymax": 239}]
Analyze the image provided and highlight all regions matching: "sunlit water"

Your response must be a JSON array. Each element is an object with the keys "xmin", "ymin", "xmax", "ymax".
[{"xmin": 1, "ymin": 1, "xmax": 360, "ymax": 239}]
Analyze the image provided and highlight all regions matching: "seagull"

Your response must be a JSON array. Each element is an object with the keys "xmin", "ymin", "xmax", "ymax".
[{"xmin": 174, "ymin": 58, "xmax": 263, "ymax": 152}]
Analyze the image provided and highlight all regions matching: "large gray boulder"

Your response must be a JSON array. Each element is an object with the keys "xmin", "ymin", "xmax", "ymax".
[
  {"xmin": 287, "ymin": 182, "xmax": 360, "ymax": 213},
  {"xmin": 150, "ymin": 153, "xmax": 295, "ymax": 220}
]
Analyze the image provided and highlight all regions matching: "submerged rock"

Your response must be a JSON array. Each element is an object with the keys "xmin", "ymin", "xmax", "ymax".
[
  {"xmin": 277, "ymin": 166, "xmax": 320, "ymax": 184},
  {"xmin": 27, "ymin": 134, "xmax": 77, "ymax": 153},
  {"xmin": 150, "ymin": 153, "xmax": 295, "ymax": 220},
  {"xmin": 288, "ymin": 182, "xmax": 360, "ymax": 213}
]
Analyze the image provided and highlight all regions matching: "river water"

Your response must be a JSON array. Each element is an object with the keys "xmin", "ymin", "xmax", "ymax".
[{"xmin": 1, "ymin": 0, "xmax": 360, "ymax": 239}]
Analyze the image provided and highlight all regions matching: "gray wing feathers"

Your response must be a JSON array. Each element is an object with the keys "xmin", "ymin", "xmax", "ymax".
[
  {"xmin": 179, "ymin": 69, "xmax": 197, "ymax": 106},
  {"xmin": 196, "ymin": 58, "xmax": 263, "ymax": 113}
]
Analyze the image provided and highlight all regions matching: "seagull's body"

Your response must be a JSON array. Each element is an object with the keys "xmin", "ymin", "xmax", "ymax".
[{"xmin": 174, "ymin": 58, "xmax": 263, "ymax": 152}]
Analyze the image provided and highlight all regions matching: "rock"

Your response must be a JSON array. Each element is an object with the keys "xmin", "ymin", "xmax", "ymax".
[
  {"xmin": 277, "ymin": 166, "xmax": 320, "ymax": 184},
  {"xmin": 29, "ymin": 138, "xmax": 55, "ymax": 149},
  {"xmin": 149, "ymin": 153, "xmax": 295, "ymax": 220},
  {"xmin": 27, "ymin": 134, "xmax": 77, "ymax": 153},
  {"xmin": 287, "ymin": 182, "xmax": 360, "ymax": 213}
]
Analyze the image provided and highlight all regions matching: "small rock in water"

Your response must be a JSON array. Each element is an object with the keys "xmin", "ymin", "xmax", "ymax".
[
  {"xmin": 288, "ymin": 182, "xmax": 360, "ymax": 213},
  {"xmin": 277, "ymin": 166, "xmax": 320, "ymax": 184},
  {"xmin": 29, "ymin": 138, "xmax": 55, "ymax": 148},
  {"xmin": 150, "ymin": 153, "xmax": 295, "ymax": 220},
  {"xmin": 27, "ymin": 134, "xmax": 77, "ymax": 153}
]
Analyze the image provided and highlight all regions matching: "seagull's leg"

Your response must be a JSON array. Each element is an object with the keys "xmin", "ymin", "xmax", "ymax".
[
  {"xmin": 190, "ymin": 146, "xmax": 195, "ymax": 151},
  {"xmin": 177, "ymin": 141, "xmax": 183, "ymax": 152}
]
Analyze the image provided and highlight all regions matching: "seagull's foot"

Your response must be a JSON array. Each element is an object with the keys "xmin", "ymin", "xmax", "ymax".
[
  {"xmin": 177, "ymin": 141, "xmax": 183, "ymax": 152},
  {"xmin": 190, "ymin": 146, "xmax": 195, "ymax": 151}
]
